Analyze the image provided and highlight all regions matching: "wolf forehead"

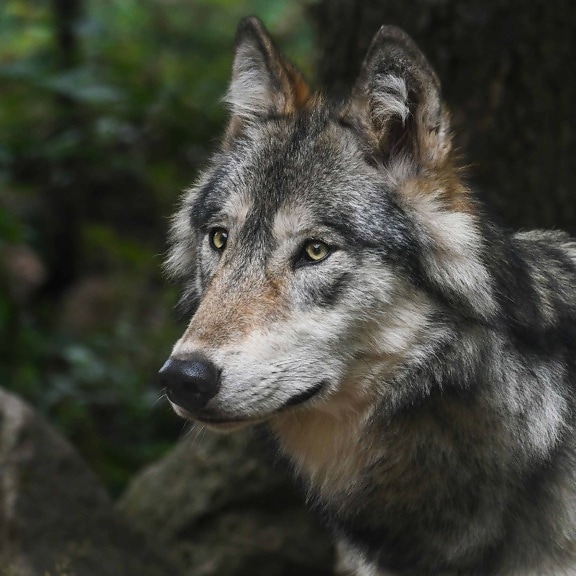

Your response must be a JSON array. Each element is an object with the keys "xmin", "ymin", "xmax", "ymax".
[
  {"xmin": 166, "ymin": 16, "xmax": 472, "ymax": 309},
  {"xmin": 185, "ymin": 107, "xmax": 414, "ymax": 249}
]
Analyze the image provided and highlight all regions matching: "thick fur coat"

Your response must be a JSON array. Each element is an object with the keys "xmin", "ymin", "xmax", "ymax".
[{"xmin": 160, "ymin": 17, "xmax": 576, "ymax": 576}]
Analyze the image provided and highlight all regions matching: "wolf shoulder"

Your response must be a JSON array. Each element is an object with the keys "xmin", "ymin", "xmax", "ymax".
[
  {"xmin": 512, "ymin": 229, "xmax": 576, "ymax": 286},
  {"xmin": 514, "ymin": 229, "xmax": 576, "ymax": 254}
]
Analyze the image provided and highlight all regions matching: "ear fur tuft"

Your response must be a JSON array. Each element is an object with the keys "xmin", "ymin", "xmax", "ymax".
[
  {"xmin": 224, "ymin": 16, "xmax": 309, "ymax": 119},
  {"xmin": 346, "ymin": 25, "xmax": 451, "ymax": 168}
]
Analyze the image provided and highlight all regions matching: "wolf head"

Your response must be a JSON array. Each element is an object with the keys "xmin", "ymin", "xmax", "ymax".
[{"xmin": 160, "ymin": 17, "xmax": 494, "ymax": 431}]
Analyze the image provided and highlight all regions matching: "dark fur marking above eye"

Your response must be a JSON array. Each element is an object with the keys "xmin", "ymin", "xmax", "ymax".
[
  {"xmin": 190, "ymin": 171, "xmax": 229, "ymax": 231},
  {"xmin": 190, "ymin": 201, "xmax": 223, "ymax": 233}
]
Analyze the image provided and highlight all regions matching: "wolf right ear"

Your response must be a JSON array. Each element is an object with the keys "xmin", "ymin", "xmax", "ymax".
[
  {"xmin": 224, "ymin": 17, "xmax": 309, "ymax": 119},
  {"xmin": 345, "ymin": 26, "xmax": 451, "ymax": 168}
]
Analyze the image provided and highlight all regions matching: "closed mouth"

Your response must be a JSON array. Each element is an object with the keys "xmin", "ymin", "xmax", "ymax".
[
  {"xmin": 281, "ymin": 381, "xmax": 326, "ymax": 409},
  {"xmin": 173, "ymin": 381, "xmax": 327, "ymax": 427}
]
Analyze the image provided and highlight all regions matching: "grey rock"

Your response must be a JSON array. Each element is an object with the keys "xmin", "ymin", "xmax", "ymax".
[
  {"xmin": 119, "ymin": 427, "xmax": 334, "ymax": 576},
  {"xmin": 0, "ymin": 387, "xmax": 184, "ymax": 576}
]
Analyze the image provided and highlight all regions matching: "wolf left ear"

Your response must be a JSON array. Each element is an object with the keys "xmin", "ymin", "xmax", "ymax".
[
  {"xmin": 224, "ymin": 17, "xmax": 309, "ymax": 119},
  {"xmin": 346, "ymin": 26, "xmax": 451, "ymax": 167}
]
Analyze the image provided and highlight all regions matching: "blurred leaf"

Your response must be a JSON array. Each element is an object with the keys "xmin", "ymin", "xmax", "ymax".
[
  {"xmin": 0, "ymin": 213, "xmax": 21, "ymax": 243},
  {"xmin": 42, "ymin": 68, "xmax": 125, "ymax": 104},
  {"xmin": 0, "ymin": 60, "xmax": 45, "ymax": 80}
]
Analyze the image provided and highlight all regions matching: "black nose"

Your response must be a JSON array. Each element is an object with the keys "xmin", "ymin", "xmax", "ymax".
[{"xmin": 159, "ymin": 354, "xmax": 221, "ymax": 412}]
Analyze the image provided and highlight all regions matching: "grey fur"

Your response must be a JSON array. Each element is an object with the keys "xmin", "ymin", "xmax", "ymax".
[{"xmin": 163, "ymin": 17, "xmax": 576, "ymax": 576}]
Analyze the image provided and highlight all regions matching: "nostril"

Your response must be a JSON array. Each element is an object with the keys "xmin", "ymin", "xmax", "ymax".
[
  {"xmin": 159, "ymin": 353, "xmax": 221, "ymax": 411},
  {"xmin": 177, "ymin": 359, "xmax": 220, "ymax": 396}
]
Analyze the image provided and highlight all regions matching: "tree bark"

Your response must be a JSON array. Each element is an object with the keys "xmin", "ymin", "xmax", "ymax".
[
  {"xmin": 43, "ymin": 0, "xmax": 85, "ymax": 297},
  {"xmin": 310, "ymin": 0, "xmax": 576, "ymax": 231}
]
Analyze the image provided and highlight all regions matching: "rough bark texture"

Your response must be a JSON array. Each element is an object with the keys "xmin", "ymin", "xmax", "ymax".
[{"xmin": 310, "ymin": 0, "xmax": 576, "ymax": 231}]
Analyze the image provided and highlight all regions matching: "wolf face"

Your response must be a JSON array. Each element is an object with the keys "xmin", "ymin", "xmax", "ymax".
[
  {"xmin": 164, "ymin": 116, "xmax": 421, "ymax": 427},
  {"xmin": 161, "ymin": 17, "xmax": 576, "ymax": 576},
  {"xmin": 161, "ymin": 18, "xmax": 477, "ymax": 431}
]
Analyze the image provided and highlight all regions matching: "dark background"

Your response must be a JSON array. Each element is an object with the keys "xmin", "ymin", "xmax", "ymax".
[{"xmin": 1, "ymin": 0, "xmax": 575, "ymax": 497}]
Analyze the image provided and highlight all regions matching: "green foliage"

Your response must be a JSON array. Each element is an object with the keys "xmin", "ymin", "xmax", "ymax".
[{"xmin": 0, "ymin": 0, "xmax": 313, "ymax": 495}]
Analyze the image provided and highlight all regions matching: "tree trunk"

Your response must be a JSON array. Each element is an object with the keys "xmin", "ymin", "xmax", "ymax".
[
  {"xmin": 309, "ymin": 0, "xmax": 576, "ymax": 231},
  {"xmin": 43, "ymin": 0, "xmax": 85, "ymax": 297}
]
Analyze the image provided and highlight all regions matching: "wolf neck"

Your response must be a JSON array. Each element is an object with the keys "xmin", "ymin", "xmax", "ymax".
[
  {"xmin": 270, "ymin": 334, "xmax": 563, "ymax": 501},
  {"xmin": 267, "ymin": 302, "xmax": 451, "ymax": 499},
  {"xmin": 269, "ymin": 311, "xmax": 573, "ymax": 574},
  {"xmin": 270, "ymin": 400, "xmax": 380, "ymax": 498},
  {"xmin": 268, "ymin": 372, "xmax": 552, "ymax": 576}
]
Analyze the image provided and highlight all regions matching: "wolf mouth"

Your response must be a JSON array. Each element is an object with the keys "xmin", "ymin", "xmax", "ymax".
[
  {"xmin": 282, "ymin": 381, "xmax": 325, "ymax": 408},
  {"xmin": 191, "ymin": 381, "xmax": 326, "ymax": 427}
]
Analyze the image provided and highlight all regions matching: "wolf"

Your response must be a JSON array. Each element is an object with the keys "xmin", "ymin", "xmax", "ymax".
[{"xmin": 159, "ymin": 16, "xmax": 576, "ymax": 576}]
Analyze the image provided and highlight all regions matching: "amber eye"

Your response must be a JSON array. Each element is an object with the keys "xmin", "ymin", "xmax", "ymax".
[
  {"xmin": 303, "ymin": 239, "xmax": 331, "ymax": 263},
  {"xmin": 209, "ymin": 228, "xmax": 228, "ymax": 251}
]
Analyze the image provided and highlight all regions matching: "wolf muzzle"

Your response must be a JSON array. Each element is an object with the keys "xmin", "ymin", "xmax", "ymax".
[{"xmin": 159, "ymin": 353, "xmax": 221, "ymax": 412}]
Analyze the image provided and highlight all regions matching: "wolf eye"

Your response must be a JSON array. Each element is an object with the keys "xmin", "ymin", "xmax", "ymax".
[
  {"xmin": 302, "ymin": 240, "xmax": 331, "ymax": 263},
  {"xmin": 209, "ymin": 228, "xmax": 228, "ymax": 252}
]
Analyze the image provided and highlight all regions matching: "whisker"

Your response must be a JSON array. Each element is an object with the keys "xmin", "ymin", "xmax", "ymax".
[{"xmin": 153, "ymin": 390, "xmax": 169, "ymax": 408}]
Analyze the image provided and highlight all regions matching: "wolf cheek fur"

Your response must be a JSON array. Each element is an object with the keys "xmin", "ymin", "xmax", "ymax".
[{"xmin": 161, "ymin": 16, "xmax": 576, "ymax": 576}]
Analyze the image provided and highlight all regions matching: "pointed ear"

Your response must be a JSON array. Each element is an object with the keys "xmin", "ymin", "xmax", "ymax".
[
  {"xmin": 224, "ymin": 16, "xmax": 309, "ymax": 119},
  {"xmin": 346, "ymin": 26, "xmax": 451, "ymax": 167}
]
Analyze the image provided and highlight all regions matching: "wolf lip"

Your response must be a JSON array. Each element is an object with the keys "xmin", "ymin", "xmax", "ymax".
[
  {"xmin": 193, "ymin": 382, "xmax": 326, "ymax": 426},
  {"xmin": 282, "ymin": 381, "xmax": 325, "ymax": 408}
]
